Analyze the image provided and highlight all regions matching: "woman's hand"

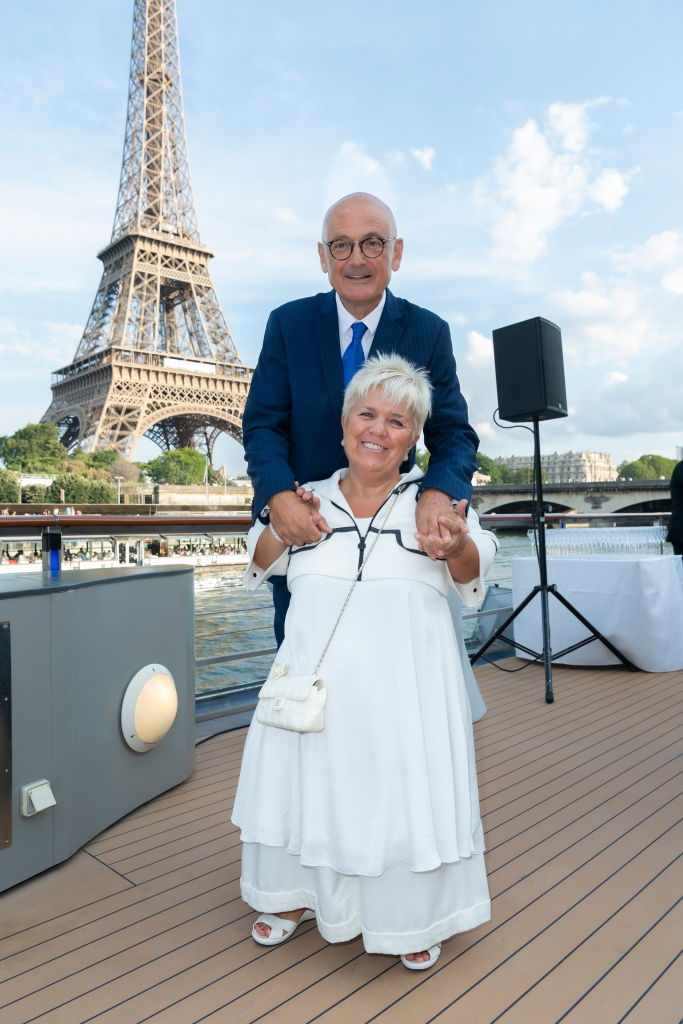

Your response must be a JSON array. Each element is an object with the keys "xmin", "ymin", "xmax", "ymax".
[{"xmin": 415, "ymin": 498, "xmax": 480, "ymax": 582}]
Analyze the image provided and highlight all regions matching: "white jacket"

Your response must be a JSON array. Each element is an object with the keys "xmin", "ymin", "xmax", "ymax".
[{"xmin": 244, "ymin": 466, "xmax": 497, "ymax": 608}]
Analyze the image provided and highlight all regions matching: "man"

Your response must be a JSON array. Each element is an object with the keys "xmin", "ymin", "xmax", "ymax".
[
  {"xmin": 243, "ymin": 192, "xmax": 479, "ymax": 642},
  {"xmin": 667, "ymin": 460, "xmax": 683, "ymax": 555}
]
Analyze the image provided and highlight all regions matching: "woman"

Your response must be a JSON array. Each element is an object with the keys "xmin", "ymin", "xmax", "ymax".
[{"xmin": 232, "ymin": 354, "xmax": 497, "ymax": 969}]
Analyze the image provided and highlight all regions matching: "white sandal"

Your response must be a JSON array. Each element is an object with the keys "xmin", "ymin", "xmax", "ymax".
[
  {"xmin": 251, "ymin": 909, "xmax": 316, "ymax": 946},
  {"xmin": 400, "ymin": 944, "xmax": 441, "ymax": 970}
]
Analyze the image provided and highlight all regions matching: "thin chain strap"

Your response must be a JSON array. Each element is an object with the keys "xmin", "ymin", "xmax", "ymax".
[{"xmin": 313, "ymin": 486, "xmax": 401, "ymax": 673}]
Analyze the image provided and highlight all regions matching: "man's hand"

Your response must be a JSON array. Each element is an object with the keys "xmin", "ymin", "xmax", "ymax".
[
  {"xmin": 268, "ymin": 489, "xmax": 332, "ymax": 546},
  {"xmin": 294, "ymin": 483, "xmax": 332, "ymax": 537}
]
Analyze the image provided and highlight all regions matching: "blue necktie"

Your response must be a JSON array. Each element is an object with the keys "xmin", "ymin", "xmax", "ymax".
[{"xmin": 342, "ymin": 321, "xmax": 367, "ymax": 387}]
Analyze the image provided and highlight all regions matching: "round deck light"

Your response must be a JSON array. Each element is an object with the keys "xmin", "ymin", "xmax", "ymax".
[{"xmin": 121, "ymin": 664, "xmax": 178, "ymax": 752}]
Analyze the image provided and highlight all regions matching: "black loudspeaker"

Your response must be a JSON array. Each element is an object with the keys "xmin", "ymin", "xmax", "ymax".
[{"xmin": 492, "ymin": 316, "xmax": 568, "ymax": 422}]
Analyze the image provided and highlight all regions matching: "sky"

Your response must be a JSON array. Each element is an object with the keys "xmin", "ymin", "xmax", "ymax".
[{"xmin": 1, "ymin": 0, "xmax": 681, "ymax": 475}]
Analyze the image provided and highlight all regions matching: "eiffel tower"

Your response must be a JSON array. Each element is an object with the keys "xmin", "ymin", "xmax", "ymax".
[{"xmin": 42, "ymin": 0, "xmax": 252, "ymax": 460}]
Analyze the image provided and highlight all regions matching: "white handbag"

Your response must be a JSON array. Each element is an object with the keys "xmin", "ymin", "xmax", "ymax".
[
  {"xmin": 255, "ymin": 486, "xmax": 401, "ymax": 734},
  {"xmin": 255, "ymin": 662, "xmax": 327, "ymax": 733}
]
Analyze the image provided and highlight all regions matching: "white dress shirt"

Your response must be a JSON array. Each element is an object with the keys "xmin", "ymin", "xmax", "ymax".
[{"xmin": 335, "ymin": 291, "xmax": 386, "ymax": 360}]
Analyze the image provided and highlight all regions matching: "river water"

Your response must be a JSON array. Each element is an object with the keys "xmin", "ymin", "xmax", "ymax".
[{"xmin": 194, "ymin": 530, "xmax": 531, "ymax": 694}]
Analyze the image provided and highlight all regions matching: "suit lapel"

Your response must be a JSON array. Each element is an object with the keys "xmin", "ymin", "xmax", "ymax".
[
  {"xmin": 314, "ymin": 289, "xmax": 404, "ymax": 402},
  {"xmin": 369, "ymin": 289, "xmax": 405, "ymax": 358},
  {"xmin": 314, "ymin": 290, "xmax": 344, "ymax": 409}
]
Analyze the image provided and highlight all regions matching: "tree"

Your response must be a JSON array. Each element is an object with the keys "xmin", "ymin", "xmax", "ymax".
[
  {"xmin": 472, "ymin": 453, "xmax": 545, "ymax": 485},
  {"xmin": 143, "ymin": 448, "xmax": 210, "ymax": 485},
  {"xmin": 476, "ymin": 453, "xmax": 497, "ymax": 478},
  {"xmin": 0, "ymin": 423, "xmax": 66, "ymax": 472},
  {"xmin": 87, "ymin": 480, "xmax": 117, "ymax": 503},
  {"xmin": 22, "ymin": 485, "xmax": 48, "ymax": 504},
  {"xmin": 46, "ymin": 474, "xmax": 92, "ymax": 504},
  {"xmin": 107, "ymin": 454, "xmax": 142, "ymax": 482},
  {"xmin": 45, "ymin": 474, "xmax": 117, "ymax": 504},
  {"xmin": 618, "ymin": 454, "xmax": 677, "ymax": 480},
  {"xmin": 0, "ymin": 468, "xmax": 20, "ymax": 503},
  {"xmin": 71, "ymin": 448, "xmax": 119, "ymax": 471}
]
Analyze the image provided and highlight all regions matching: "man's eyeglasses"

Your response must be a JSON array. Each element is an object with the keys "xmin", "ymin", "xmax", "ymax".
[{"xmin": 323, "ymin": 236, "xmax": 396, "ymax": 261}]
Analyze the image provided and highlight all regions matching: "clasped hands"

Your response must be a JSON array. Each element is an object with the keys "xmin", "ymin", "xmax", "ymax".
[
  {"xmin": 268, "ymin": 486, "xmax": 469, "ymax": 561},
  {"xmin": 414, "ymin": 488, "xmax": 470, "ymax": 561},
  {"xmin": 267, "ymin": 486, "xmax": 332, "ymax": 547}
]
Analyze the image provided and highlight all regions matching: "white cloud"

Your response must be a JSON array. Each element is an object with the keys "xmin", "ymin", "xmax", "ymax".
[
  {"xmin": 547, "ymin": 101, "xmax": 592, "ymax": 153},
  {"xmin": 614, "ymin": 230, "xmax": 682, "ymax": 270},
  {"xmin": 478, "ymin": 100, "xmax": 631, "ymax": 264},
  {"xmin": 486, "ymin": 117, "xmax": 586, "ymax": 262},
  {"xmin": 0, "ymin": 319, "xmax": 80, "ymax": 369},
  {"xmin": 324, "ymin": 142, "xmax": 394, "ymax": 207},
  {"xmin": 661, "ymin": 266, "xmax": 683, "ymax": 295},
  {"xmin": 464, "ymin": 329, "xmax": 494, "ymax": 367},
  {"xmin": 546, "ymin": 268, "xmax": 683, "ymax": 442},
  {"xmin": 0, "ymin": 320, "xmax": 81, "ymax": 434},
  {"xmin": 473, "ymin": 420, "xmax": 498, "ymax": 445},
  {"xmin": 587, "ymin": 168, "xmax": 628, "ymax": 211},
  {"xmin": 0, "ymin": 174, "xmax": 114, "ymax": 293},
  {"xmin": 553, "ymin": 272, "xmax": 650, "ymax": 362},
  {"xmin": 572, "ymin": 339, "xmax": 683, "ymax": 437},
  {"xmin": 458, "ymin": 331, "xmax": 499, "ymax": 437},
  {"xmin": 274, "ymin": 206, "xmax": 299, "ymax": 224},
  {"xmin": 410, "ymin": 147, "xmax": 436, "ymax": 170}
]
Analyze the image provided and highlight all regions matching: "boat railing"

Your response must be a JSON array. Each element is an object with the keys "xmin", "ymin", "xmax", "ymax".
[{"xmin": 0, "ymin": 510, "xmax": 672, "ymax": 720}]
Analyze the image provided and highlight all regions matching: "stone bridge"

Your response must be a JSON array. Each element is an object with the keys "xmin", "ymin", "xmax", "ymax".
[{"xmin": 470, "ymin": 480, "xmax": 671, "ymax": 516}]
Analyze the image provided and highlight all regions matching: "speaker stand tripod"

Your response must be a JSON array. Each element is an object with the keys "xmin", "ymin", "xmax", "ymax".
[{"xmin": 470, "ymin": 416, "xmax": 638, "ymax": 703}]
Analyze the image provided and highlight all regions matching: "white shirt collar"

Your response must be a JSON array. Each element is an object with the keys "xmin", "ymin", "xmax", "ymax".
[{"xmin": 335, "ymin": 291, "xmax": 386, "ymax": 357}]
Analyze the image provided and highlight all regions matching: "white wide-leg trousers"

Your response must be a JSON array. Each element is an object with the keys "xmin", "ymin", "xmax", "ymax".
[{"xmin": 241, "ymin": 842, "xmax": 491, "ymax": 955}]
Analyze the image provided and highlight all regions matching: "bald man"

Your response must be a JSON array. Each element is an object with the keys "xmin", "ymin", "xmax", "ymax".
[{"xmin": 243, "ymin": 192, "xmax": 479, "ymax": 643}]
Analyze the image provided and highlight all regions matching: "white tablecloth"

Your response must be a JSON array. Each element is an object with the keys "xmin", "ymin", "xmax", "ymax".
[{"xmin": 511, "ymin": 555, "xmax": 683, "ymax": 673}]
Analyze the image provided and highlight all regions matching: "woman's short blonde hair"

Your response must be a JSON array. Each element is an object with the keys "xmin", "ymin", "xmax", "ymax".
[{"xmin": 342, "ymin": 354, "xmax": 432, "ymax": 438}]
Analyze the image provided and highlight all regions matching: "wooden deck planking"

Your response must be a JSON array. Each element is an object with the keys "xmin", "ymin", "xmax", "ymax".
[
  {"xmin": 0, "ymin": 660, "xmax": 680, "ymax": 1024},
  {"xmin": 497, "ymin": 880, "xmax": 682, "ymax": 1024}
]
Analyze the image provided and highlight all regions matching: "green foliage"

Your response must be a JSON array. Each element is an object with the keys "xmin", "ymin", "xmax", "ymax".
[
  {"xmin": 72, "ymin": 449, "xmax": 119, "ymax": 470},
  {"xmin": 0, "ymin": 424, "xmax": 127, "ymax": 482},
  {"xmin": 617, "ymin": 454, "xmax": 677, "ymax": 480},
  {"xmin": 413, "ymin": 449, "xmax": 544, "ymax": 485},
  {"xmin": 45, "ymin": 473, "xmax": 117, "ymax": 504},
  {"xmin": 46, "ymin": 474, "xmax": 92, "ymax": 504},
  {"xmin": 476, "ymin": 453, "xmax": 497, "ymax": 477},
  {"xmin": 0, "ymin": 420, "xmax": 143, "ymax": 500},
  {"xmin": 87, "ymin": 480, "xmax": 117, "ymax": 503},
  {"xmin": 0, "ymin": 468, "xmax": 20, "ymax": 503},
  {"xmin": 475, "ymin": 453, "xmax": 545, "ymax": 485},
  {"xmin": 142, "ymin": 448, "xmax": 210, "ymax": 485},
  {"xmin": 22, "ymin": 485, "xmax": 48, "ymax": 504},
  {"xmin": 0, "ymin": 422, "xmax": 66, "ymax": 472}
]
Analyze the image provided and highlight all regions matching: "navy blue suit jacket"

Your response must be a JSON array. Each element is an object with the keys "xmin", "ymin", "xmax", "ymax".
[{"xmin": 242, "ymin": 288, "xmax": 479, "ymax": 516}]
